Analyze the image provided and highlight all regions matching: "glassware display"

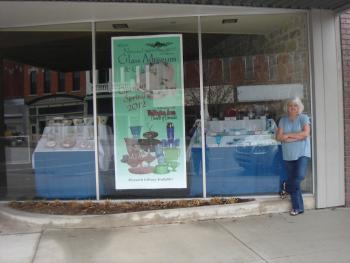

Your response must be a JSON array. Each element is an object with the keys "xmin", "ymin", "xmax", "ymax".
[
  {"xmin": 215, "ymin": 134, "xmax": 222, "ymax": 146},
  {"xmin": 130, "ymin": 126, "xmax": 142, "ymax": 139}
]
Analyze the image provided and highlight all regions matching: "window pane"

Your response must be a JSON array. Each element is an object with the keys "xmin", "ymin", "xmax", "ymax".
[
  {"xmin": 0, "ymin": 23, "xmax": 93, "ymax": 200},
  {"xmin": 201, "ymin": 13, "xmax": 312, "ymax": 196}
]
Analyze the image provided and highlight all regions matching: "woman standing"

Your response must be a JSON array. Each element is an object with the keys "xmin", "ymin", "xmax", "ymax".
[{"xmin": 276, "ymin": 97, "xmax": 311, "ymax": 216}]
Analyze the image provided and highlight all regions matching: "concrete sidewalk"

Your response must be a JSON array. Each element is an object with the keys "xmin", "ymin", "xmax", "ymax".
[{"xmin": 1, "ymin": 206, "xmax": 350, "ymax": 263}]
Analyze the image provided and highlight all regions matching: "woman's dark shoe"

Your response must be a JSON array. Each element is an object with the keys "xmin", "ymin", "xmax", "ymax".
[
  {"xmin": 290, "ymin": 209, "xmax": 304, "ymax": 216},
  {"xmin": 279, "ymin": 190, "xmax": 287, "ymax": 199},
  {"xmin": 279, "ymin": 182, "xmax": 287, "ymax": 199}
]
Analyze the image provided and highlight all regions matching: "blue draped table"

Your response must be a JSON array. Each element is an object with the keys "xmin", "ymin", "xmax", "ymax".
[
  {"xmin": 33, "ymin": 151, "xmax": 103, "ymax": 198},
  {"xmin": 32, "ymin": 125, "xmax": 111, "ymax": 199},
  {"xmin": 189, "ymin": 145, "xmax": 286, "ymax": 196}
]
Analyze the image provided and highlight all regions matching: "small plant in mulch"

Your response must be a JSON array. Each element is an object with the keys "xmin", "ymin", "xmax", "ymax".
[{"xmin": 8, "ymin": 197, "xmax": 254, "ymax": 215}]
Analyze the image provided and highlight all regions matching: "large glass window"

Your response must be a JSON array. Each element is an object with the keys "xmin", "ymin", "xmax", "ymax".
[
  {"xmin": 0, "ymin": 23, "xmax": 93, "ymax": 200},
  {"xmin": 0, "ymin": 12, "xmax": 312, "ymax": 201},
  {"xmin": 200, "ymin": 13, "xmax": 312, "ymax": 196}
]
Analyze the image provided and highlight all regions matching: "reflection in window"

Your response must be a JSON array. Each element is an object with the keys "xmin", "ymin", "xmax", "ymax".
[
  {"xmin": 98, "ymin": 69, "xmax": 109, "ymax": 84},
  {"xmin": 268, "ymin": 55, "xmax": 278, "ymax": 80},
  {"xmin": 89, "ymin": 70, "xmax": 93, "ymax": 83},
  {"xmin": 73, "ymin": 71, "xmax": 80, "ymax": 91},
  {"xmin": 44, "ymin": 70, "xmax": 51, "ymax": 93},
  {"xmin": 244, "ymin": 56, "xmax": 254, "ymax": 80},
  {"xmin": 200, "ymin": 13, "xmax": 312, "ymax": 197},
  {"xmin": 29, "ymin": 108, "xmax": 36, "ymax": 115},
  {"xmin": 30, "ymin": 71, "xmax": 37, "ymax": 95},
  {"xmin": 0, "ymin": 22, "xmax": 92, "ymax": 201},
  {"xmin": 58, "ymin": 72, "xmax": 65, "ymax": 92}
]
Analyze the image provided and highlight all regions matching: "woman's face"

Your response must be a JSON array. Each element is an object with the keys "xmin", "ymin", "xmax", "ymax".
[{"xmin": 287, "ymin": 102, "xmax": 299, "ymax": 116}]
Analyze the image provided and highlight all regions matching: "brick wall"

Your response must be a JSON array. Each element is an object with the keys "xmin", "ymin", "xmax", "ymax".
[
  {"xmin": 3, "ymin": 60, "xmax": 24, "ymax": 99},
  {"xmin": 341, "ymin": 10, "xmax": 350, "ymax": 207}
]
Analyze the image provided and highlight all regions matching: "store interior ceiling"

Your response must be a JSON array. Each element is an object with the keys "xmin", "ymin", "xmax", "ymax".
[{"xmin": 0, "ymin": 14, "xmax": 297, "ymax": 72}]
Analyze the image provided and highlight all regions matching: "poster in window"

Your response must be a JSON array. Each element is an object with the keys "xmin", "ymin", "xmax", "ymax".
[{"xmin": 111, "ymin": 34, "xmax": 187, "ymax": 189}]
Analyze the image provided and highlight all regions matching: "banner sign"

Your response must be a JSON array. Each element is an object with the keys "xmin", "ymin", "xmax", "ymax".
[{"xmin": 111, "ymin": 34, "xmax": 187, "ymax": 189}]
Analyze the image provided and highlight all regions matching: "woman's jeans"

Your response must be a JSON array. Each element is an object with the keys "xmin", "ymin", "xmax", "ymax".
[{"xmin": 284, "ymin": 156, "xmax": 310, "ymax": 212}]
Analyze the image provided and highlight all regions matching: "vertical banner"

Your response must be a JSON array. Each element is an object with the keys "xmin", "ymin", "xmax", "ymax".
[{"xmin": 112, "ymin": 35, "xmax": 187, "ymax": 189}]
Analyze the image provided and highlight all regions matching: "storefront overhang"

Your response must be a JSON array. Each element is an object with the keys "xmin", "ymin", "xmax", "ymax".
[
  {"xmin": 1, "ymin": 0, "xmax": 350, "ymax": 12},
  {"xmin": 49, "ymin": 0, "xmax": 350, "ymax": 13},
  {"xmin": 0, "ymin": 0, "xmax": 349, "ymax": 31}
]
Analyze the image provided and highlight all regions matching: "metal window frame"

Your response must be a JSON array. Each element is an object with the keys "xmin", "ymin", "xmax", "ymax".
[{"xmin": 92, "ymin": 21, "xmax": 100, "ymax": 200}]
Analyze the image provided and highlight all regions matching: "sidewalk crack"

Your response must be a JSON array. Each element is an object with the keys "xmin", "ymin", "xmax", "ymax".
[{"xmin": 30, "ymin": 229, "xmax": 44, "ymax": 263}]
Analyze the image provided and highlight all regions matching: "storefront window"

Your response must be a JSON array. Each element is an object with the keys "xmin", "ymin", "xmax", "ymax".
[
  {"xmin": 0, "ymin": 12, "xmax": 312, "ymax": 201},
  {"xmin": 95, "ymin": 17, "xmax": 201, "ymax": 198},
  {"xmin": 0, "ymin": 23, "xmax": 93, "ymax": 200},
  {"xmin": 200, "ymin": 13, "xmax": 312, "ymax": 196}
]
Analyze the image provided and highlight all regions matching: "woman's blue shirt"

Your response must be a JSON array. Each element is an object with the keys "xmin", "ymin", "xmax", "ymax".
[{"xmin": 278, "ymin": 113, "xmax": 311, "ymax": 161}]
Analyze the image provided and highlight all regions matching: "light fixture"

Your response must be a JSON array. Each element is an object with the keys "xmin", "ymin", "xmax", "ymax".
[
  {"xmin": 112, "ymin": 23, "xmax": 129, "ymax": 29},
  {"xmin": 222, "ymin": 18, "xmax": 238, "ymax": 24}
]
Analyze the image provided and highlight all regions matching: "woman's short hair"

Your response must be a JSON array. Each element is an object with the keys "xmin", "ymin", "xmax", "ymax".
[{"xmin": 284, "ymin": 97, "xmax": 304, "ymax": 114}]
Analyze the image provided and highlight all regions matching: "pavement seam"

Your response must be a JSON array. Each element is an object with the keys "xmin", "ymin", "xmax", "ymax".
[
  {"xmin": 0, "ymin": 231, "xmax": 42, "ymax": 236},
  {"xmin": 30, "ymin": 229, "xmax": 44, "ymax": 263},
  {"xmin": 215, "ymin": 220, "xmax": 270, "ymax": 263}
]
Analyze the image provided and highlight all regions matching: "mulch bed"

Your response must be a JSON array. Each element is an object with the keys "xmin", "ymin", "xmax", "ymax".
[{"xmin": 8, "ymin": 197, "xmax": 254, "ymax": 215}]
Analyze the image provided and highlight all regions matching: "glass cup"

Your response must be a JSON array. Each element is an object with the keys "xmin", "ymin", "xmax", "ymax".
[
  {"xmin": 215, "ymin": 134, "xmax": 222, "ymax": 146},
  {"xmin": 130, "ymin": 126, "xmax": 142, "ymax": 139}
]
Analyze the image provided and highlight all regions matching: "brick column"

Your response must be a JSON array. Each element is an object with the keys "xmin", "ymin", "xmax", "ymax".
[{"xmin": 341, "ymin": 11, "xmax": 350, "ymax": 206}]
